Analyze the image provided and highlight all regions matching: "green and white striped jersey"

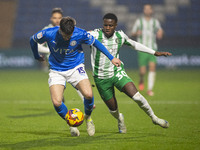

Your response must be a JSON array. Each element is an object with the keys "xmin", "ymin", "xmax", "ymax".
[
  {"xmin": 132, "ymin": 17, "xmax": 162, "ymax": 50},
  {"xmin": 42, "ymin": 24, "xmax": 54, "ymax": 30},
  {"xmin": 89, "ymin": 29, "xmax": 135, "ymax": 79}
]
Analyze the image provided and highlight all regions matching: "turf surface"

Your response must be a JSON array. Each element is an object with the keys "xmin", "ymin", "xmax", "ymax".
[{"xmin": 0, "ymin": 70, "xmax": 199, "ymax": 150}]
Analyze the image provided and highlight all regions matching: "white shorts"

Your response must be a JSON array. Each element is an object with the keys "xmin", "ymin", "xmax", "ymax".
[{"xmin": 48, "ymin": 64, "xmax": 88, "ymax": 88}]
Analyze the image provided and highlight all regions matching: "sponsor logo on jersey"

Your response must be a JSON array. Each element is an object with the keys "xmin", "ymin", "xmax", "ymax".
[
  {"xmin": 37, "ymin": 32, "xmax": 43, "ymax": 39},
  {"xmin": 70, "ymin": 40, "xmax": 77, "ymax": 46}
]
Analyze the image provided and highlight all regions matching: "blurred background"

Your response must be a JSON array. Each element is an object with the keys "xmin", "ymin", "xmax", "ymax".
[{"xmin": 0, "ymin": 0, "xmax": 199, "ymax": 70}]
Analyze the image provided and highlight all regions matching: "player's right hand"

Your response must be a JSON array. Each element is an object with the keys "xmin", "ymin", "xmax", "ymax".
[
  {"xmin": 37, "ymin": 55, "xmax": 45, "ymax": 62},
  {"xmin": 111, "ymin": 57, "xmax": 121, "ymax": 67}
]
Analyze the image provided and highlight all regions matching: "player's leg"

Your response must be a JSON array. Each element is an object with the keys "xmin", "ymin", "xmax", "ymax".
[
  {"xmin": 69, "ymin": 64, "xmax": 95, "ymax": 136},
  {"xmin": 76, "ymin": 88, "xmax": 84, "ymax": 101},
  {"xmin": 75, "ymin": 88, "xmax": 96, "ymax": 109},
  {"xmin": 48, "ymin": 70, "xmax": 80, "ymax": 136},
  {"xmin": 76, "ymin": 79, "xmax": 95, "ymax": 136},
  {"xmin": 121, "ymin": 82, "xmax": 169, "ymax": 128},
  {"xmin": 147, "ymin": 57, "xmax": 156, "ymax": 96},
  {"xmin": 138, "ymin": 52, "xmax": 148, "ymax": 91},
  {"xmin": 50, "ymin": 84, "xmax": 66, "ymax": 117},
  {"xmin": 139, "ymin": 66, "xmax": 146, "ymax": 91},
  {"xmin": 62, "ymin": 84, "xmax": 67, "ymax": 103},
  {"xmin": 94, "ymin": 77, "xmax": 126, "ymax": 133},
  {"xmin": 104, "ymin": 96, "xmax": 127, "ymax": 133},
  {"xmin": 76, "ymin": 79, "xmax": 94, "ymax": 117}
]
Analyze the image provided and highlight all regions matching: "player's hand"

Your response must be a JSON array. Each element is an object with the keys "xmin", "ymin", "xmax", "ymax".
[
  {"xmin": 37, "ymin": 55, "xmax": 45, "ymax": 62},
  {"xmin": 111, "ymin": 57, "xmax": 121, "ymax": 67},
  {"xmin": 154, "ymin": 52, "xmax": 172, "ymax": 57},
  {"xmin": 136, "ymin": 30, "xmax": 142, "ymax": 36}
]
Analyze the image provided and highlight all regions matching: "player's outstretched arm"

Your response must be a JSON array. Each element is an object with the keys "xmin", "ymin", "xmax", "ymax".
[
  {"xmin": 93, "ymin": 39, "xmax": 121, "ymax": 67},
  {"xmin": 154, "ymin": 51, "xmax": 172, "ymax": 57},
  {"xmin": 128, "ymin": 40, "xmax": 172, "ymax": 57},
  {"xmin": 30, "ymin": 36, "xmax": 45, "ymax": 62}
]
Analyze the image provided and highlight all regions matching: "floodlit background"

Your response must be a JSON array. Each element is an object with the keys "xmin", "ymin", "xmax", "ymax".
[
  {"xmin": 0, "ymin": 0, "xmax": 199, "ymax": 69},
  {"xmin": 0, "ymin": 0, "xmax": 200, "ymax": 150}
]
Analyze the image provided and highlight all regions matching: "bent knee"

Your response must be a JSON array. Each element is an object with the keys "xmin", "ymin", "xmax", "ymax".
[
  {"xmin": 83, "ymin": 92, "xmax": 93, "ymax": 100},
  {"xmin": 52, "ymin": 97, "xmax": 62, "ymax": 107}
]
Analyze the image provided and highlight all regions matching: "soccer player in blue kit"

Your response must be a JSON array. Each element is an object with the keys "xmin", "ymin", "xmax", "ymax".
[{"xmin": 30, "ymin": 17, "xmax": 121, "ymax": 136}]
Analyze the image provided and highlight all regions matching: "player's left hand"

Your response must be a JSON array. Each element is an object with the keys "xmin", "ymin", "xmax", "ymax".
[
  {"xmin": 111, "ymin": 57, "xmax": 121, "ymax": 67},
  {"xmin": 154, "ymin": 52, "xmax": 172, "ymax": 57}
]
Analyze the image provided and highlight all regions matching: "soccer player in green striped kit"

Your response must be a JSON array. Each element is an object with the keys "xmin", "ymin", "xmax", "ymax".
[
  {"xmin": 89, "ymin": 13, "xmax": 171, "ymax": 133},
  {"xmin": 132, "ymin": 4, "xmax": 164, "ymax": 96}
]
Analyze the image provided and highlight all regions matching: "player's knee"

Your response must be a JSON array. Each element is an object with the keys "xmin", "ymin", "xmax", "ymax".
[
  {"xmin": 83, "ymin": 91, "xmax": 93, "ymax": 100},
  {"xmin": 149, "ymin": 67, "xmax": 156, "ymax": 72},
  {"xmin": 109, "ymin": 106, "xmax": 117, "ymax": 111},
  {"xmin": 52, "ymin": 97, "xmax": 62, "ymax": 107}
]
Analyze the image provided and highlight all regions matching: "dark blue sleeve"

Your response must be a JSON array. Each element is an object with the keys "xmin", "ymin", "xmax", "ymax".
[
  {"xmin": 82, "ymin": 31, "xmax": 95, "ymax": 45},
  {"xmin": 30, "ymin": 36, "xmax": 40, "ymax": 59},
  {"xmin": 30, "ymin": 30, "xmax": 47, "ymax": 59},
  {"xmin": 93, "ymin": 39, "xmax": 114, "ymax": 61}
]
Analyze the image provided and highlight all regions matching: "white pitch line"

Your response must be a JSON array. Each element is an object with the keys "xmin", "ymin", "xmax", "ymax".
[{"xmin": 0, "ymin": 100, "xmax": 199, "ymax": 105}]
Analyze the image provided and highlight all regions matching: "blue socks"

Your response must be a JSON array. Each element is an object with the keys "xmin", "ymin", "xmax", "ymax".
[
  {"xmin": 54, "ymin": 102, "xmax": 68, "ymax": 120},
  {"xmin": 54, "ymin": 97, "xmax": 94, "ymax": 119},
  {"xmin": 84, "ymin": 96, "xmax": 94, "ymax": 116}
]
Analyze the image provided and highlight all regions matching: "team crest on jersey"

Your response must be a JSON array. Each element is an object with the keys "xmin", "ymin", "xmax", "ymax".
[
  {"xmin": 37, "ymin": 32, "xmax": 43, "ymax": 39},
  {"xmin": 70, "ymin": 40, "xmax": 77, "ymax": 46}
]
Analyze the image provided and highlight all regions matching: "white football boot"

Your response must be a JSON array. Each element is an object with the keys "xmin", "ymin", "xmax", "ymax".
[
  {"xmin": 118, "ymin": 113, "xmax": 127, "ymax": 133},
  {"xmin": 152, "ymin": 116, "xmax": 169, "ymax": 128},
  {"xmin": 69, "ymin": 127, "xmax": 80, "ymax": 136},
  {"xmin": 85, "ymin": 115, "xmax": 95, "ymax": 136}
]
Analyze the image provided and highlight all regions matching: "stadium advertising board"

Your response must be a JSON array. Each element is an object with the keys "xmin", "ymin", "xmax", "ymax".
[
  {"xmin": 119, "ymin": 47, "xmax": 200, "ymax": 69},
  {"xmin": 0, "ymin": 49, "xmax": 38, "ymax": 69},
  {"xmin": 0, "ymin": 48, "xmax": 199, "ymax": 69}
]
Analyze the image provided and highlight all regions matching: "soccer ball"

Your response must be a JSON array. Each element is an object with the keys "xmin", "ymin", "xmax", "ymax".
[{"xmin": 65, "ymin": 108, "xmax": 84, "ymax": 127}]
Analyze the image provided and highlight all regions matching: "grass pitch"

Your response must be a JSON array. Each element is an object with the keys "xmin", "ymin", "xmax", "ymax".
[{"xmin": 0, "ymin": 69, "xmax": 199, "ymax": 150}]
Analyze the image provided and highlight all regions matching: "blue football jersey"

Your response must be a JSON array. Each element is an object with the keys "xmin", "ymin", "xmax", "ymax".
[{"xmin": 32, "ymin": 26, "xmax": 95, "ymax": 71}]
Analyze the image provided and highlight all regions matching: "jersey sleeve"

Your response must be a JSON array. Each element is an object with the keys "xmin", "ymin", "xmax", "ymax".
[
  {"xmin": 88, "ymin": 30, "xmax": 99, "ymax": 39},
  {"xmin": 131, "ymin": 19, "xmax": 140, "ymax": 33},
  {"xmin": 155, "ymin": 19, "xmax": 162, "ymax": 31},
  {"xmin": 120, "ymin": 31, "xmax": 155, "ymax": 55},
  {"xmin": 32, "ymin": 30, "xmax": 47, "ymax": 44},
  {"xmin": 121, "ymin": 31, "xmax": 134, "ymax": 47},
  {"xmin": 82, "ymin": 31, "xmax": 95, "ymax": 45},
  {"xmin": 30, "ymin": 30, "xmax": 48, "ymax": 59}
]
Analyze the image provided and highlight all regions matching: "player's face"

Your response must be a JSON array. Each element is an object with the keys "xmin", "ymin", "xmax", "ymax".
[
  {"xmin": 143, "ymin": 5, "xmax": 153, "ymax": 17},
  {"xmin": 103, "ymin": 19, "xmax": 117, "ymax": 38},
  {"xmin": 50, "ymin": 13, "xmax": 62, "ymax": 26}
]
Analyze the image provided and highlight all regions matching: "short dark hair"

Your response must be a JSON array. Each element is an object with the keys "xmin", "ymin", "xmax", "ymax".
[
  {"xmin": 103, "ymin": 13, "xmax": 118, "ymax": 23},
  {"xmin": 60, "ymin": 17, "xmax": 76, "ymax": 35},
  {"xmin": 51, "ymin": 8, "xmax": 63, "ymax": 16}
]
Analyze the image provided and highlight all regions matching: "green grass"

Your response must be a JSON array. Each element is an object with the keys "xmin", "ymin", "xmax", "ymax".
[{"xmin": 0, "ymin": 69, "xmax": 200, "ymax": 150}]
